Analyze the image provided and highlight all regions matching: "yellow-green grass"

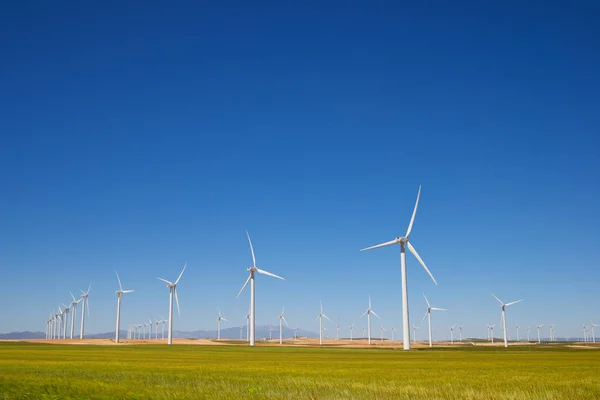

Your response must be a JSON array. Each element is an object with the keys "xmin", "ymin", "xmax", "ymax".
[{"xmin": 0, "ymin": 342, "xmax": 599, "ymax": 399}]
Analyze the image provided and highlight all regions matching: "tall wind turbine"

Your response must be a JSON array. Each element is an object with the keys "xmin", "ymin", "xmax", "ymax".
[
  {"xmin": 516, "ymin": 324, "xmax": 521, "ymax": 342},
  {"xmin": 380, "ymin": 325, "xmax": 387, "ymax": 342},
  {"xmin": 157, "ymin": 263, "xmax": 186, "ymax": 345},
  {"xmin": 69, "ymin": 293, "xmax": 81, "ymax": 339},
  {"xmin": 336, "ymin": 317, "xmax": 340, "ymax": 340},
  {"xmin": 237, "ymin": 231, "xmax": 285, "ymax": 346},
  {"xmin": 450, "ymin": 325, "xmax": 455, "ymax": 344},
  {"xmin": 315, "ymin": 301, "xmax": 331, "ymax": 345},
  {"xmin": 216, "ymin": 308, "xmax": 227, "ymax": 340},
  {"xmin": 391, "ymin": 327, "xmax": 397, "ymax": 341},
  {"xmin": 537, "ymin": 324, "xmax": 544, "ymax": 343},
  {"xmin": 360, "ymin": 295, "xmax": 381, "ymax": 345},
  {"xmin": 421, "ymin": 294, "xmax": 446, "ymax": 348},
  {"xmin": 412, "ymin": 325, "xmax": 420, "ymax": 343},
  {"xmin": 114, "ymin": 272, "xmax": 134, "ymax": 343},
  {"xmin": 527, "ymin": 326, "xmax": 531, "ymax": 342},
  {"xmin": 160, "ymin": 317, "xmax": 166, "ymax": 340},
  {"xmin": 61, "ymin": 304, "xmax": 70, "ymax": 339},
  {"xmin": 488, "ymin": 324, "xmax": 496, "ymax": 343},
  {"xmin": 244, "ymin": 307, "xmax": 250, "ymax": 342},
  {"xmin": 458, "ymin": 325, "xmax": 463, "ymax": 341},
  {"xmin": 278, "ymin": 307, "xmax": 288, "ymax": 345},
  {"xmin": 361, "ymin": 186, "xmax": 438, "ymax": 351},
  {"xmin": 349, "ymin": 321, "xmax": 355, "ymax": 341},
  {"xmin": 79, "ymin": 283, "xmax": 91, "ymax": 339},
  {"xmin": 491, "ymin": 293, "xmax": 523, "ymax": 348}
]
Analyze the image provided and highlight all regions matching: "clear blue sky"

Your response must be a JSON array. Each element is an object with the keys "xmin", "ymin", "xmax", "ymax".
[{"xmin": 1, "ymin": 1, "xmax": 599, "ymax": 340}]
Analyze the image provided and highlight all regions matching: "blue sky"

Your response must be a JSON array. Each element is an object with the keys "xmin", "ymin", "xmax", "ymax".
[{"xmin": 1, "ymin": 1, "xmax": 599, "ymax": 340}]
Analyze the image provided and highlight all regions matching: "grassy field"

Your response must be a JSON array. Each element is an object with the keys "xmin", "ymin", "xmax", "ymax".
[{"xmin": 0, "ymin": 342, "xmax": 599, "ymax": 399}]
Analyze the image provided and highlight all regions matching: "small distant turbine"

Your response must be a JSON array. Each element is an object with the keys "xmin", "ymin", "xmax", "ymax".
[
  {"xmin": 516, "ymin": 324, "xmax": 521, "ymax": 342},
  {"xmin": 360, "ymin": 295, "xmax": 381, "ymax": 345},
  {"xmin": 315, "ymin": 301, "xmax": 331, "ymax": 345},
  {"xmin": 278, "ymin": 306, "xmax": 288, "ymax": 345},
  {"xmin": 412, "ymin": 325, "xmax": 420, "ymax": 343},
  {"xmin": 380, "ymin": 325, "xmax": 387, "ymax": 342},
  {"xmin": 157, "ymin": 263, "xmax": 187, "ymax": 345},
  {"xmin": 79, "ymin": 283, "xmax": 91, "ymax": 339},
  {"xmin": 527, "ymin": 326, "xmax": 531, "ymax": 342},
  {"xmin": 391, "ymin": 327, "xmax": 397, "ymax": 341},
  {"xmin": 349, "ymin": 321, "xmax": 355, "ymax": 341},
  {"xmin": 537, "ymin": 324, "xmax": 544, "ymax": 343},
  {"xmin": 421, "ymin": 294, "xmax": 446, "ymax": 348},
  {"xmin": 591, "ymin": 322, "xmax": 599, "ymax": 343},
  {"xmin": 458, "ymin": 325, "xmax": 463, "ymax": 341},
  {"xmin": 114, "ymin": 272, "xmax": 134, "ymax": 343},
  {"xmin": 491, "ymin": 293, "xmax": 523, "ymax": 348},
  {"xmin": 216, "ymin": 308, "xmax": 227, "ymax": 341},
  {"xmin": 450, "ymin": 325, "xmax": 455, "ymax": 344}
]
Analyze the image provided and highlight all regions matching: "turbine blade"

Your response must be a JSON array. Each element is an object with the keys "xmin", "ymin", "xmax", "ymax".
[
  {"xmin": 423, "ymin": 293, "xmax": 431, "ymax": 307},
  {"xmin": 70, "ymin": 292, "xmax": 77, "ymax": 302},
  {"xmin": 87, "ymin": 282, "xmax": 92, "ymax": 293},
  {"xmin": 315, "ymin": 315, "xmax": 320, "ymax": 322},
  {"xmin": 360, "ymin": 310, "xmax": 368, "ymax": 318},
  {"xmin": 174, "ymin": 288, "xmax": 181, "ymax": 316},
  {"xmin": 174, "ymin": 262, "xmax": 187, "ymax": 285},
  {"xmin": 222, "ymin": 318, "xmax": 228, "ymax": 322},
  {"xmin": 320, "ymin": 300, "xmax": 323, "ymax": 313},
  {"xmin": 360, "ymin": 239, "xmax": 399, "ymax": 252},
  {"xmin": 407, "ymin": 242, "xmax": 438, "ymax": 285},
  {"xmin": 86, "ymin": 298, "xmax": 90, "ymax": 317},
  {"xmin": 115, "ymin": 271, "xmax": 123, "ymax": 292},
  {"xmin": 256, "ymin": 268, "xmax": 284, "ymax": 280},
  {"xmin": 282, "ymin": 316, "xmax": 288, "ymax": 326},
  {"xmin": 506, "ymin": 299, "xmax": 524, "ymax": 306},
  {"xmin": 122, "ymin": 290, "xmax": 134, "ymax": 294},
  {"xmin": 431, "ymin": 308, "xmax": 447, "ymax": 311},
  {"xmin": 369, "ymin": 294, "xmax": 371, "ymax": 309},
  {"xmin": 421, "ymin": 312, "xmax": 428, "ymax": 326},
  {"xmin": 323, "ymin": 314, "xmax": 332, "ymax": 322},
  {"xmin": 406, "ymin": 185, "xmax": 421, "ymax": 237},
  {"xmin": 236, "ymin": 274, "xmax": 252, "ymax": 298},
  {"xmin": 371, "ymin": 310, "xmax": 381, "ymax": 320},
  {"xmin": 157, "ymin": 277, "xmax": 173, "ymax": 285},
  {"xmin": 246, "ymin": 231, "xmax": 256, "ymax": 268},
  {"xmin": 490, "ymin": 293, "xmax": 504, "ymax": 305}
]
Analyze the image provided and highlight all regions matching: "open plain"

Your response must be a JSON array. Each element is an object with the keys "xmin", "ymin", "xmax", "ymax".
[{"xmin": 1, "ymin": 340, "xmax": 599, "ymax": 399}]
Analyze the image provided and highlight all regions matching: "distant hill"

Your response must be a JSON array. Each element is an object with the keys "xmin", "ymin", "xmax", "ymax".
[{"xmin": 0, "ymin": 326, "xmax": 319, "ymax": 340}]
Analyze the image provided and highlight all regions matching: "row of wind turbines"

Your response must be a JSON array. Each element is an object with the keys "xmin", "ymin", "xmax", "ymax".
[{"xmin": 44, "ymin": 187, "xmax": 596, "ymax": 348}]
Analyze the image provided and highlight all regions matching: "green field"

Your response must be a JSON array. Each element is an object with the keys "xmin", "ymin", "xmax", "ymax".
[{"xmin": 1, "ymin": 342, "xmax": 599, "ymax": 399}]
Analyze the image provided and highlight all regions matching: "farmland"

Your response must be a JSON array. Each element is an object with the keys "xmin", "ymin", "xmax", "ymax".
[{"xmin": 0, "ymin": 342, "xmax": 599, "ymax": 399}]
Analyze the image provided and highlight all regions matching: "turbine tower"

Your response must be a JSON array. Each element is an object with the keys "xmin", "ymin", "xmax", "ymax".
[
  {"xmin": 69, "ymin": 293, "xmax": 81, "ymax": 339},
  {"xmin": 315, "ymin": 301, "xmax": 331, "ymax": 345},
  {"xmin": 157, "ymin": 263, "xmax": 186, "ymax": 345},
  {"xmin": 591, "ymin": 322, "xmax": 598, "ymax": 343},
  {"xmin": 114, "ymin": 272, "xmax": 134, "ymax": 343},
  {"xmin": 412, "ymin": 325, "xmax": 420, "ymax": 343},
  {"xmin": 361, "ymin": 186, "xmax": 438, "ymax": 351},
  {"xmin": 79, "ymin": 283, "xmax": 91, "ymax": 339},
  {"xmin": 516, "ymin": 324, "xmax": 521, "ymax": 342},
  {"xmin": 216, "ymin": 308, "xmax": 227, "ymax": 340},
  {"xmin": 360, "ymin": 295, "xmax": 381, "ymax": 345},
  {"xmin": 349, "ymin": 321, "xmax": 355, "ymax": 341},
  {"xmin": 491, "ymin": 293, "xmax": 524, "ymax": 348},
  {"xmin": 458, "ymin": 325, "xmax": 463, "ymax": 341},
  {"xmin": 236, "ymin": 231, "xmax": 285, "ymax": 346},
  {"xmin": 537, "ymin": 324, "xmax": 544, "ymax": 343},
  {"xmin": 421, "ymin": 294, "xmax": 446, "ymax": 348},
  {"xmin": 278, "ymin": 306, "xmax": 288, "ymax": 345},
  {"xmin": 61, "ymin": 304, "xmax": 70, "ymax": 339},
  {"xmin": 450, "ymin": 325, "xmax": 455, "ymax": 344}
]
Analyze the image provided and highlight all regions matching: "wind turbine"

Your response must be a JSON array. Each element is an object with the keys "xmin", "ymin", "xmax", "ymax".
[
  {"xmin": 537, "ymin": 324, "xmax": 544, "ymax": 343},
  {"xmin": 336, "ymin": 317, "xmax": 340, "ymax": 340},
  {"xmin": 157, "ymin": 263, "xmax": 186, "ymax": 345},
  {"xmin": 79, "ymin": 283, "xmax": 91, "ymax": 339},
  {"xmin": 489, "ymin": 324, "xmax": 496, "ymax": 343},
  {"xmin": 216, "ymin": 308, "xmax": 227, "ymax": 340},
  {"xmin": 268, "ymin": 325, "xmax": 275, "ymax": 341},
  {"xmin": 516, "ymin": 324, "xmax": 521, "ymax": 342},
  {"xmin": 380, "ymin": 325, "xmax": 387, "ymax": 342},
  {"xmin": 360, "ymin": 295, "xmax": 381, "ymax": 345},
  {"xmin": 155, "ymin": 319, "xmax": 159, "ymax": 340},
  {"xmin": 527, "ymin": 326, "xmax": 531, "ymax": 342},
  {"xmin": 114, "ymin": 272, "xmax": 134, "ymax": 343},
  {"xmin": 61, "ymin": 304, "xmax": 70, "ymax": 339},
  {"xmin": 293, "ymin": 327, "xmax": 299, "ymax": 340},
  {"xmin": 491, "ymin": 293, "xmax": 523, "ymax": 348},
  {"xmin": 160, "ymin": 317, "xmax": 166, "ymax": 340},
  {"xmin": 69, "ymin": 293, "xmax": 81, "ymax": 339},
  {"xmin": 362, "ymin": 327, "xmax": 366, "ymax": 338},
  {"xmin": 315, "ymin": 301, "xmax": 331, "ymax": 345},
  {"xmin": 278, "ymin": 307, "xmax": 288, "ymax": 345},
  {"xmin": 244, "ymin": 307, "xmax": 250, "ymax": 342},
  {"xmin": 581, "ymin": 324, "xmax": 587, "ymax": 342},
  {"xmin": 549, "ymin": 325, "xmax": 555, "ymax": 342},
  {"xmin": 458, "ymin": 325, "xmax": 463, "ymax": 341},
  {"xmin": 412, "ymin": 325, "xmax": 420, "ymax": 343},
  {"xmin": 56, "ymin": 305, "xmax": 64, "ymax": 339},
  {"xmin": 349, "ymin": 321, "xmax": 355, "ymax": 341},
  {"xmin": 450, "ymin": 325, "xmax": 455, "ymax": 344},
  {"xmin": 591, "ymin": 322, "xmax": 598, "ymax": 343},
  {"xmin": 236, "ymin": 231, "xmax": 285, "ymax": 346},
  {"xmin": 391, "ymin": 327, "xmax": 397, "ymax": 341},
  {"xmin": 361, "ymin": 186, "xmax": 438, "ymax": 351},
  {"xmin": 421, "ymin": 294, "xmax": 446, "ymax": 348}
]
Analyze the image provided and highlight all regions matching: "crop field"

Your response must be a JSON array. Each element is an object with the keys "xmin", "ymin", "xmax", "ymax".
[{"xmin": 0, "ymin": 342, "xmax": 599, "ymax": 399}]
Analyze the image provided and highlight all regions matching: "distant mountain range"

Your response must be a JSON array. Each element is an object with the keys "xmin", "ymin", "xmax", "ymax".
[{"xmin": 0, "ymin": 326, "xmax": 319, "ymax": 340}]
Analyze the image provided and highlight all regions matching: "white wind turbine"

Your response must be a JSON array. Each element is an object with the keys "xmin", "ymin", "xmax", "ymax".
[
  {"xmin": 450, "ymin": 325, "xmax": 455, "ymax": 344},
  {"xmin": 412, "ymin": 325, "xmax": 420, "ymax": 343},
  {"xmin": 361, "ymin": 186, "xmax": 438, "ymax": 351},
  {"xmin": 61, "ymin": 304, "xmax": 70, "ymax": 339},
  {"xmin": 56, "ymin": 305, "xmax": 64, "ymax": 339},
  {"xmin": 155, "ymin": 319, "xmax": 159, "ymax": 340},
  {"xmin": 157, "ymin": 263, "xmax": 186, "ymax": 345},
  {"xmin": 244, "ymin": 307, "xmax": 250, "ymax": 342},
  {"xmin": 360, "ymin": 295, "xmax": 381, "ymax": 345},
  {"xmin": 79, "ymin": 283, "xmax": 91, "ymax": 339},
  {"xmin": 491, "ymin": 293, "xmax": 523, "ymax": 348},
  {"xmin": 114, "ymin": 272, "xmax": 134, "ymax": 343},
  {"xmin": 549, "ymin": 324, "xmax": 555, "ymax": 342},
  {"xmin": 148, "ymin": 319, "xmax": 154, "ymax": 339},
  {"xmin": 391, "ymin": 327, "xmax": 397, "ymax": 341},
  {"xmin": 217, "ymin": 308, "xmax": 227, "ymax": 340},
  {"xmin": 488, "ymin": 324, "xmax": 496, "ymax": 343},
  {"xmin": 268, "ymin": 325, "xmax": 275, "ymax": 341},
  {"xmin": 527, "ymin": 326, "xmax": 531, "ymax": 342},
  {"xmin": 421, "ymin": 294, "xmax": 446, "ymax": 348},
  {"xmin": 362, "ymin": 327, "xmax": 366, "ymax": 338},
  {"xmin": 278, "ymin": 307, "xmax": 288, "ymax": 345},
  {"xmin": 516, "ymin": 324, "xmax": 521, "ymax": 342},
  {"xmin": 315, "ymin": 301, "xmax": 331, "ymax": 345},
  {"xmin": 380, "ymin": 325, "xmax": 387, "ymax": 342},
  {"xmin": 537, "ymin": 324, "xmax": 544, "ymax": 343},
  {"xmin": 237, "ymin": 231, "xmax": 285, "ymax": 346},
  {"xmin": 336, "ymin": 317, "xmax": 340, "ymax": 340},
  {"xmin": 160, "ymin": 317, "xmax": 166, "ymax": 340},
  {"xmin": 591, "ymin": 322, "xmax": 598, "ymax": 343},
  {"xmin": 349, "ymin": 321, "xmax": 355, "ymax": 341},
  {"xmin": 458, "ymin": 325, "xmax": 463, "ymax": 341},
  {"xmin": 69, "ymin": 293, "xmax": 81, "ymax": 339}
]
